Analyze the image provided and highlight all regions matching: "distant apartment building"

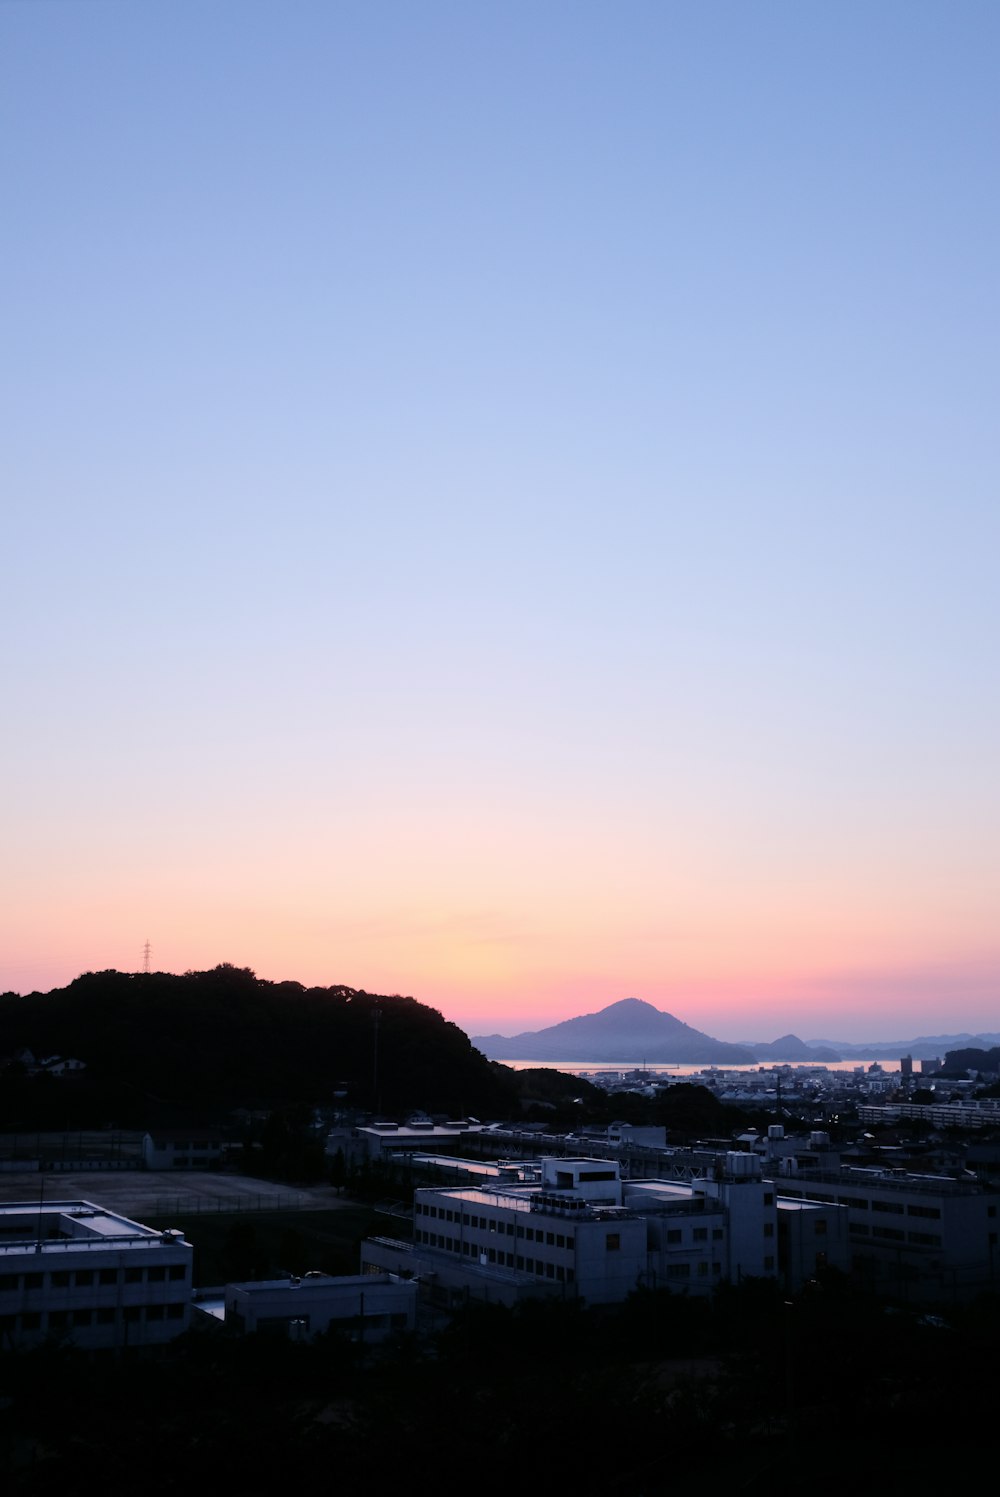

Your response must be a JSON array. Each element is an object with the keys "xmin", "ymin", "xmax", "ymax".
[
  {"xmin": 858, "ymin": 1100, "xmax": 1000, "ymax": 1131},
  {"xmin": 0, "ymin": 1200, "xmax": 193, "ymax": 1350}
]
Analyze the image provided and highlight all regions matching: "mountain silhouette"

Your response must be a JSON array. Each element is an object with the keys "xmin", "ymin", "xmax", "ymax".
[{"xmin": 473, "ymin": 998, "xmax": 756, "ymax": 1064}]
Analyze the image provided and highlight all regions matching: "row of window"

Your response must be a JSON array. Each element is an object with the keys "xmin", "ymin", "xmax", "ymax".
[
  {"xmin": 153, "ymin": 1140, "xmax": 216, "ymax": 1151},
  {"xmin": 664, "ymin": 1227, "xmax": 724, "ymax": 1244},
  {"xmin": 0, "ymin": 1302, "xmax": 186, "ymax": 1335},
  {"xmin": 414, "ymin": 1231, "xmax": 576, "ymax": 1282},
  {"xmin": 416, "ymin": 1205, "xmax": 576, "ymax": 1250},
  {"xmin": 416, "ymin": 1202, "xmax": 574, "ymax": 1247},
  {"xmin": 797, "ymin": 1192, "xmax": 946, "ymax": 1218},
  {"xmin": 0, "ymin": 1264, "xmax": 188, "ymax": 1293},
  {"xmin": 852, "ymin": 1224, "xmax": 944, "ymax": 1245}
]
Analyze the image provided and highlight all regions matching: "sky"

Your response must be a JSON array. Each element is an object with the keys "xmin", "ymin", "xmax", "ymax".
[{"xmin": 3, "ymin": 1, "xmax": 999, "ymax": 1044}]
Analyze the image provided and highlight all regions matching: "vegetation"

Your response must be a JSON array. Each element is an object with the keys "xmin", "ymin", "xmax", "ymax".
[
  {"xmin": 2, "ymin": 1280, "xmax": 998, "ymax": 1491},
  {"xmin": 0, "ymin": 965, "xmax": 517, "ymax": 1125},
  {"xmin": 940, "ymin": 1044, "xmax": 1000, "ymax": 1076}
]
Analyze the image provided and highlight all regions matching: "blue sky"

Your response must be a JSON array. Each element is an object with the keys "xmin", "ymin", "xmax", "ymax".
[{"xmin": 3, "ymin": 1, "xmax": 999, "ymax": 1041}]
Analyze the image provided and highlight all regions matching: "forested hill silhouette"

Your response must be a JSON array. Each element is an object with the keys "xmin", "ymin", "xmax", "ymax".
[
  {"xmin": 473, "ymin": 997, "xmax": 756, "ymax": 1063},
  {"xmin": 0, "ymin": 965, "xmax": 514, "ymax": 1123}
]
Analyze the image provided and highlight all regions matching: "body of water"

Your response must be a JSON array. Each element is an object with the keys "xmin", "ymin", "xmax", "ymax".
[{"xmin": 499, "ymin": 1058, "xmax": 901, "ymax": 1075}]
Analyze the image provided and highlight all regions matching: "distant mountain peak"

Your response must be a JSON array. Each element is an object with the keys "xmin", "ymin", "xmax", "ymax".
[{"xmin": 472, "ymin": 998, "xmax": 755, "ymax": 1064}]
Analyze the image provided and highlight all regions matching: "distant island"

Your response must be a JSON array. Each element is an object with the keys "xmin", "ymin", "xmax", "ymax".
[
  {"xmin": 473, "ymin": 997, "xmax": 773, "ymax": 1064},
  {"xmin": 474, "ymin": 998, "xmax": 1000, "ymax": 1065}
]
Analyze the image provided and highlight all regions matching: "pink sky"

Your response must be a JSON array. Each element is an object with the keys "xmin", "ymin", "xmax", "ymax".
[{"xmin": 4, "ymin": 4, "xmax": 999, "ymax": 1050}]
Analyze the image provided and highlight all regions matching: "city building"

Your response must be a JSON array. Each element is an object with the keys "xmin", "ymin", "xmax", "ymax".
[
  {"xmin": 0, "ymin": 1199, "xmax": 193, "ymax": 1350},
  {"xmin": 777, "ymin": 1166, "xmax": 1000, "ymax": 1299},
  {"xmin": 362, "ymin": 1153, "xmax": 838, "ymax": 1307},
  {"xmin": 142, "ymin": 1129, "xmax": 226, "ymax": 1170},
  {"xmin": 199, "ymin": 1271, "xmax": 417, "ymax": 1341}
]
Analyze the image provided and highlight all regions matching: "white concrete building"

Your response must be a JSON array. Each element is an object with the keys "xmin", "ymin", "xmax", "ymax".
[
  {"xmin": 0, "ymin": 1200, "xmax": 193, "ymax": 1350},
  {"xmin": 363, "ymin": 1154, "xmax": 819, "ymax": 1307},
  {"xmin": 777, "ymin": 1166, "xmax": 1000, "ymax": 1299},
  {"xmin": 142, "ymin": 1130, "xmax": 225, "ymax": 1170},
  {"xmin": 214, "ymin": 1271, "xmax": 416, "ymax": 1341},
  {"xmin": 364, "ymin": 1157, "xmax": 648, "ymax": 1307}
]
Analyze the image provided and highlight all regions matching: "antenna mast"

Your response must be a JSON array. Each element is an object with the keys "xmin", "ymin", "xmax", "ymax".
[{"xmin": 143, "ymin": 940, "xmax": 151, "ymax": 975}]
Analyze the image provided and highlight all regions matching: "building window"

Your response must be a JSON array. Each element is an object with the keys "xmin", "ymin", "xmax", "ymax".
[
  {"xmin": 693, "ymin": 1228, "xmax": 707, "ymax": 1242},
  {"xmin": 606, "ymin": 1234, "xmax": 620, "ymax": 1252},
  {"xmin": 99, "ymin": 1269, "xmax": 118, "ymax": 1286},
  {"xmin": 666, "ymin": 1229, "xmax": 682, "ymax": 1244}
]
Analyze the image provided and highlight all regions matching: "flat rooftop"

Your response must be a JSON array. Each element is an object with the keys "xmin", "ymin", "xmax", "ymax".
[
  {"xmin": 419, "ymin": 1184, "xmax": 635, "ymax": 1220},
  {"xmin": 0, "ymin": 1200, "xmax": 187, "ymax": 1253}
]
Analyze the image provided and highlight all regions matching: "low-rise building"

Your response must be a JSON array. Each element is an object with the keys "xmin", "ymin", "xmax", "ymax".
[
  {"xmin": 211, "ymin": 1271, "xmax": 417, "ymax": 1341},
  {"xmin": 364, "ymin": 1157, "xmax": 648, "ymax": 1308},
  {"xmin": 362, "ymin": 1153, "xmax": 835, "ymax": 1307},
  {"xmin": 0, "ymin": 1199, "xmax": 193, "ymax": 1350},
  {"xmin": 142, "ymin": 1130, "xmax": 226, "ymax": 1170},
  {"xmin": 778, "ymin": 1166, "xmax": 1000, "ymax": 1299}
]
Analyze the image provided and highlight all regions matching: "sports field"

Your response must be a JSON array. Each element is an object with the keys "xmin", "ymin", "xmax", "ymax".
[{"xmin": 0, "ymin": 1168, "xmax": 341, "ymax": 1219}]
